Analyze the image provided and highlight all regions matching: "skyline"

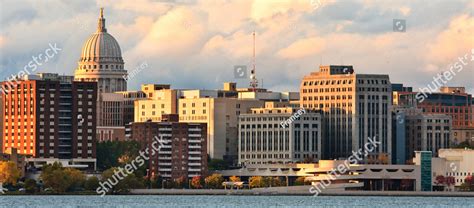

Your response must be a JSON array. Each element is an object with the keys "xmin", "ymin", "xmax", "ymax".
[{"xmin": 0, "ymin": 0, "xmax": 473, "ymax": 93}]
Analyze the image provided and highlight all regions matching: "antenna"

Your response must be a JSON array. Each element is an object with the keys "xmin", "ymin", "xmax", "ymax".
[{"xmin": 250, "ymin": 31, "xmax": 258, "ymax": 91}]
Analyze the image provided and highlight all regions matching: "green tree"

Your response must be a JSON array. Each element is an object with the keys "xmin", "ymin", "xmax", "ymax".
[
  {"xmin": 84, "ymin": 176, "xmax": 100, "ymax": 191},
  {"xmin": 96, "ymin": 141, "xmax": 141, "ymax": 171},
  {"xmin": 40, "ymin": 162, "xmax": 86, "ymax": 193},
  {"xmin": 101, "ymin": 167, "xmax": 145, "ymax": 194},
  {"xmin": 204, "ymin": 174, "xmax": 224, "ymax": 189},
  {"xmin": 208, "ymin": 159, "xmax": 230, "ymax": 171},
  {"xmin": 0, "ymin": 161, "xmax": 21, "ymax": 185},
  {"xmin": 24, "ymin": 179, "xmax": 37, "ymax": 194}
]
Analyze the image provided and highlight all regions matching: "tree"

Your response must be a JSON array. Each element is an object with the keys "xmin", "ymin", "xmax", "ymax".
[
  {"xmin": 174, "ymin": 176, "xmax": 187, "ymax": 188},
  {"xmin": 191, "ymin": 176, "xmax": 203, "ymax": 189},
  {"xmin": 100, "ymin": 167, "xmax": 145, "ymax": 194},
  {"xmin": 249, "ymin": 176, "xmax": 264, "ymax": 188},
  {"xmin": 96, "ymin": 141, "xmax": 142, "ymax": 171},
  {"xmin": 434, "ymin": 175, "xmax": 445, "ymax": 186},
  {"xmin": 40, "ymin": 163, "xmax": 87, "ymax": 193},
  {"xmin": 229, "ymin": 176, "xmax": 241, "ymax": 182},
  {"xmin": 64, "ymin": 168, "xmax": 86, "ymax": 191},
  {"xmin": 294, "ymin": 176, "xmax": 307, "ymax": 185},
  {"xmin": 208, "ymin": 159, "xmax": 230, "ymax": 171},
  {"xmin": 24, "ymin": 179, "xmax": 37, "ymax": 194},
  {"xmin": 84, "ymin": 176, "xmax": 100, "ymax": 191},
  {"xmin": 460, "ymin": 175, "xmax": 474, "ymax": 191},
  {"xmin": 0, "ymin": 161, "xmax": 21, "ymax": 185},
  {"xmin": 204, "ymin": 174, "xmax": 224, "ymax": 189}
]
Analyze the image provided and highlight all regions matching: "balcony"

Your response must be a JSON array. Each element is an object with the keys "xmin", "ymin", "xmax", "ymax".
[
  {"xmin": 189, "ymin": 151, "xmax": 201, "ymax": 155},
  {"xmin": 158, "ymin": 151, "xmax": 172, "ymax": 154},
  {"xmin": 188, "ymin": 163, "xmax": 201, "ymax": 166},
  {"xmin": 189, "ymin": 134, "xmax": 201, "ymax": 137},
  {"xmin": 189, "ymin": 145, "xmax": 202, "ymax": 149},
  {"xmin": 159, "ymin": 168, "xmax": 172, "ymax": 172},
  {"xmin": 188, "ymin": 168, "xmax": 201, "ymax": 172},
  {"xmin": 188, "ymin": 156, "xmax": 201, "ymax": 160},
  {"xmin": 188, "ymin": 140, "xmax": 201, "ymax": 143}
]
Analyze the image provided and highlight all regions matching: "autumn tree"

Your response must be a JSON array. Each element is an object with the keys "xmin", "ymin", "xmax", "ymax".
[
  {"xmin": 229, "ymin": 176, "xmax": 241, "ymax": 182},
  {"xmin": 0, "ymin": 161, "xmax": 21, "ymax": 185},
  {"xmin": 249, "ymin": 176, "xmax": 264, "ymax": 188},
  {"xmin": 294, "ymin": 176, "xmax": 307, "ymax": 185},
  {"xmin": 191, "ymin": 176, "xmax": 203, "ymax": 189},
  {"xmin": 204, "ymin": 174, "xmax": 224, "ymax": 189}
]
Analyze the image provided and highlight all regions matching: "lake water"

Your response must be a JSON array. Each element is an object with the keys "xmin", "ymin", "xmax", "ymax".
[{"xmin": 0, "ymin": 195, "xmax": 473, "ymax": 207}]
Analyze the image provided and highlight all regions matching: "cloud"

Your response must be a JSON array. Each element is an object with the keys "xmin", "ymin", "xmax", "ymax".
[
  {"xmin": 277, "ymin": 37, "xmax": 326, "ymax": 59},
  {"xmin": 0, "ymin": 0, "xmax": 472, "ymax": 94}
]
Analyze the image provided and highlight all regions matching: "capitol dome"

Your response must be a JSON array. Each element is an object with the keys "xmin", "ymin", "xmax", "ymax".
[
  {"xmin": 80, "ymin": 32, "xmax": 123, "ymax": 63},
  {"xmin": 74, "ymin": 8, "xmax": 127, "ymax": 93}
]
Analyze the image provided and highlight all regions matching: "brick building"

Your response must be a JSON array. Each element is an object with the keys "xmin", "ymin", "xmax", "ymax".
[{"xmin": 130, "ymin": 114, "xmax": 207, "ymax": 179}]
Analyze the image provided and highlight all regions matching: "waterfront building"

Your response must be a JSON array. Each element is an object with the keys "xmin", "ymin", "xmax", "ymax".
[
  {"xmin": 431, "ymin": 149, "xmax": 474, "ymax": 188},
  {"xmin": 300, "ymin": 65, "xmax": 392, "ymax": 162},
  {"xmin": 413, "ymin": 151, "xmax": 433, "ymax": 191},
  {"xmin": 1, "ymin": 74, "xmax": 97, "ymax": 170},
  {"xmin": 130, "ymin": 114, "xmax": 207, "ymax": 179},
  {"xmin": 219, "ymin": 161, "xmax": 422, "ymax": 191},
  {"xmin": 238, "ymin": 102, "xmax": 322, "ymax": 165}
]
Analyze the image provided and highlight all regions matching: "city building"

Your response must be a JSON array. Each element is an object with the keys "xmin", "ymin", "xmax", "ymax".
[
  {"xmin": 115, "ymin": 91, "xmax": 147, "ymax": 125},
  {"xmin": 219, "ymin": 160, "xmax": 422, "ymax": 191},
  {"xmin": 134, "ymin": 85, "xmax": 178, "ymax": 123},
  {"xmin": 98, "ymin": 93, "xmax": 125, "ymax": 127},
  {"xmin": 413, "ymin": 151, "xmax": 433, "ymax": 191},
  {"xmin": 300, "ymin": 65, "xmax": 392, "ymax": 162},
  {"xmin": 405, "ymin": 109, "xmax": 452, "ymax": 158},
  {"xmin": 1, "ymin": 74, "xmax": 97, "ymax": 170},
  {"xmin": 178, "ymin": 89, "xmax": 264, "ymax": 162},
  {"xmin": 130, "ymin": 114, "xmax": 207, "ymax": 179},
  {"xmin": 0, "ymin": 92, "xmax": 3, "ymax": 154},
  {"xmin": 431, "ymin": 149, "xmax": 474, "ymax": 188},
  {"xmin": 73, "ymin": 8, "xmax": 127, "ymax": 93},
  {"xmin": 97, "ymin": 126, "xmax": 126, "ymax": 142},
  {"xmin": 238, "ymin": 102, "xmax": 322, "ymax": 165}
]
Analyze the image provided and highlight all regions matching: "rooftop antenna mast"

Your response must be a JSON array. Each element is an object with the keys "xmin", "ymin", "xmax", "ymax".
[{"xmin": 250, "ymin": 31, "xmax": 258, "ymax": 91}]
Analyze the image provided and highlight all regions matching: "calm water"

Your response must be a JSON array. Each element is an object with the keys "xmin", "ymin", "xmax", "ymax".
[{"xmin": 0, "ymin": 195, "xmax": 473, "ymax": 207}]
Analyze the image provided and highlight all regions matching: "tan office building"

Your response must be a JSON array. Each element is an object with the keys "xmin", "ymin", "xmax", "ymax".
[{"xmin": 300, "ymin": 65, "xmax": 392, "ymax": 161}]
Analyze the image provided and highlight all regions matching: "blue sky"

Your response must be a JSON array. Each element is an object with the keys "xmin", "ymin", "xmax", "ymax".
[{"xmin": 0, "ymin": 0, "xmax": 473, "ymax": 93}]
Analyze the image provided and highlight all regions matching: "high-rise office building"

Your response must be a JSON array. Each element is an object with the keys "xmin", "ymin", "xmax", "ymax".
[
  {"xmin": 238, "ymin": 102, "xmax": 321, "ymax": 165},
  {"xmin": 1, "ymin": 74, "xmax": 97, "ymax": 169},
  {"xmin": 300, "ymin": 65, "xmax": 392, "ymax": 162}
]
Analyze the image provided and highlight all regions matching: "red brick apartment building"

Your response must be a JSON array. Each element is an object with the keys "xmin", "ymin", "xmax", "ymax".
[
  {"xmin": 1, "ymin": 74, "xmax": 97, "ymax": 170},
  {"xmin": 131, "ymin": 114, "xmax": 207, "ymax": 180}
]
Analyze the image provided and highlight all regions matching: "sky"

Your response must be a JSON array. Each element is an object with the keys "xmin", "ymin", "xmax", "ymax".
[{"xmin": 0, "ymin": 0, "xmax": 473, "ymax": 93}]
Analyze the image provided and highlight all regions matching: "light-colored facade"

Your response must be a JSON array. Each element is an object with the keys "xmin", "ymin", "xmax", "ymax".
[
  {"xmin": 300, "ymin": 65, "xmax": 392, "ymax": 161},
  {"xmin": 74, "ymin": 8, "xmax": 127, "ymax": 93},
  {"xmin": 179, "ymin": 94, "xmax": 264, "ymax": 161},
  {"xmin": 431, "ymin": 149, "xmax": 474, "ymax": 187},
  {"xmin": 99, "ymin": 93, "xmax": 125, "ymax": 126},
  {"xmin": 134, "ymin": 88, "xmax": 178, "ymax": 122},
  {"xmin": 238, "ymin": 104, "xmax": 322, "ymax": 165}
]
